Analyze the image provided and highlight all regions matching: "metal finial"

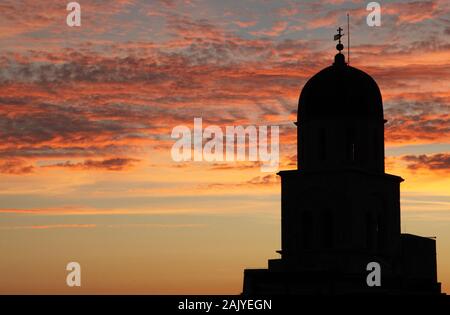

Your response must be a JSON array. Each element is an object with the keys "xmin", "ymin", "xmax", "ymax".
[{"xmin": 334, "ymin": 27, "xmax": 344, "ymax": 53}]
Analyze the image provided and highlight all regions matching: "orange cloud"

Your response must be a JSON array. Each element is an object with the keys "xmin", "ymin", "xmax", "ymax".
[
  {"xmin": 402, "ymin": 153, "xmax": 450, "ymax": 171},
  {"xmin": 43, "ymin": 158, "xmax": 140, "ymax": 171},
  {"xmin": 0, "ymin": 224, "xmax": 96, "ymax": 230},
  {"xmin": 0, "ymin": 159, "xmax": 33, "ymax": 174},
  {"xmin": 202, "ymin": 173, "xmax": 280, "ymax": 190}
]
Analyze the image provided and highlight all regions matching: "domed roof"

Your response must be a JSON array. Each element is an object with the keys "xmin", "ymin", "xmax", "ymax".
[{"xmin": 298, "ymin": 53, "xmax": 383, "ymax": 122}]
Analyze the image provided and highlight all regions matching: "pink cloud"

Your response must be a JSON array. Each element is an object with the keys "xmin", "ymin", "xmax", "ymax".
[{"xmin": 250, "ymin": 21, "xmax": 288, "ymax": 37}]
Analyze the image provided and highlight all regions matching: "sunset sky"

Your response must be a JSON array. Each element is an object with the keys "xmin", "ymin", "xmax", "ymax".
[{"xmin": 0, "ymin": 0, "xmax": 449, "ymax": 294}]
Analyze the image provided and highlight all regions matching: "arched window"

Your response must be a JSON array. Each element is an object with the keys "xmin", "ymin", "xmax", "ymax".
[
  {"xmin": 377, "ymin": 212, "xmax": 384, "ymax": 249},
  {"xmin": 320, "ymin": 209, "xmax": 333, "ymax": 249},
  {"xmin": 346, "ymin": 128, "xmax": 356, "ymax": 162},
  {"xmin": 373, "ymin": 131, "xmax": 378, "ymax": 161},
  {"xmin": 301, "ymin": 211, "xmax": 313, "ymax": 249},
  {"xmin": 366, "ymin": 212, "xmax": 373, "ymax": 250},
  {"xmin": 319, "ymin": 128, "xmax": 326, "ymax": 160},
  {"xmin": 299, "ymin": 128, "xmax": 304, "ymax": 162}
]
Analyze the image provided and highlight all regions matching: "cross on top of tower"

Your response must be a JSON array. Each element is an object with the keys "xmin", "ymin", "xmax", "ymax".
[{"xmin": 334, "ymin": 27, "xmax": 344, "ymax": 53}]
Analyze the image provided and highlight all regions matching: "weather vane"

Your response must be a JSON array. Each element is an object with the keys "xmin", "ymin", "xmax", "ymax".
[{"xmin": 334, "ymin": 27, "xmax": 344, "ymax": 53}]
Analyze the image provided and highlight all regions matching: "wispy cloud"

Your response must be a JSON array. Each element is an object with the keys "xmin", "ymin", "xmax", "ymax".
[
  {"xmin": 43, "ymin": 158, "xmax": 140, "ymax": 171},
  {"xmin": 402, "ymin": 153, "xmax": 450, "ymax": 171},
  {"xmin": 0, "ymin": 159, "xmax": 34, "ymax": 174},
  {"xmin": 0, "ymin": 224, "xmax": 96, "ymax": 230}
]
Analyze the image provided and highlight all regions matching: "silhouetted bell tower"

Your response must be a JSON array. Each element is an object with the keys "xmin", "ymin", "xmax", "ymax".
[
  {"xmin": 242, "ymin": 29, "xmax": 441, "ymax": 295},
  {"xmin": 298, "ymin": 51, "xmax": 385, "ymax": 174}
]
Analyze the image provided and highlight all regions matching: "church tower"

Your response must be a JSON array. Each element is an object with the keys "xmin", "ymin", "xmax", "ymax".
[{"xmin": 242, "ymin": 30, "xmax": 441, "ymax": 295}]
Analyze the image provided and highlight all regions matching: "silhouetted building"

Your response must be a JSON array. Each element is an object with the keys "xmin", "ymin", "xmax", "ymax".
[{"xmin": 242, "ymin": 34, "xmax": 441, "ymax": 295}]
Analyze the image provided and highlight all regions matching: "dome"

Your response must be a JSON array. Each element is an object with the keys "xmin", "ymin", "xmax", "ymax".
[{"xmin": 298, "ymin": 54, "xmax": 383, "ymax": 123}]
